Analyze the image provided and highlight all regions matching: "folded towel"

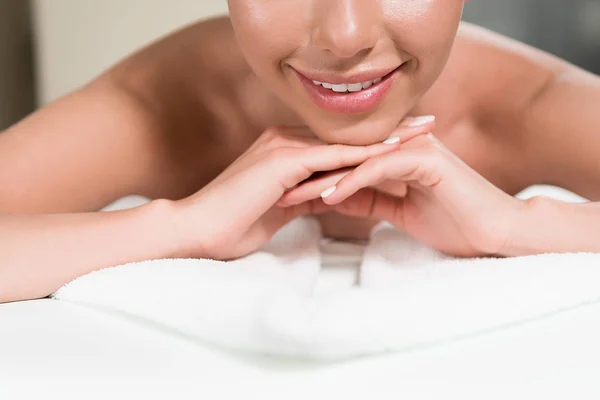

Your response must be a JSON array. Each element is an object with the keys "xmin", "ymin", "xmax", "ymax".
[{"xmin": 52, "ymin": 212, "xmax": 600, "ymax": 360}]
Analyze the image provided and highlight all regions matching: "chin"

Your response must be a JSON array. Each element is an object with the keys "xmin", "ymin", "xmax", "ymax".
[{"xmin": 308, "ymin": 116, "xmax": 403, "ymax": 146}]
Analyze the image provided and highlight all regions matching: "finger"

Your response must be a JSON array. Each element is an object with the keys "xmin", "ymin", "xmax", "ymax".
[
  {"xmin": 286, "ymin": 198, "xmax": 332, "ymax": 219},
  {"xmin": 250, "ymin": 198, "xmax": 331, "ymax": 240},
  {"xmin": 286, "ymin": 140, "xmax": 402, "ymax": 184},
  {"xmin": 278, "ymin": 168, "xmax": 351, "ymax": 207},
  {"xmin": 230, "ymin": 127, "xmax": 323, "ymax": 173},
  {"xmin": 400, "ymin": 115, "xmax": 436, "ymax": 128},
  {"xmin": 280, "ymin": 174, "xmax": 407, "ymax": 208},
  {"xmin": 333, "ymin": 188, "xmax": 405, "ymax": 229},
  {"xmin": 383, "ymin": 115, "xmax": 436, "ymax": 145},
  {"xmin": 321, "ymin": 147, "xmax": 440, "ymax": 204},
  {"xmin": 271, "ymin": 199, "xmax": 332, "ymax": 234},
  {"xmin": 234, "ymin": 198, "xmax": 332, "ymax": 257},
  {"xmin": 247, "ymin": 126, "xmax": 323, "ymax": 159}
]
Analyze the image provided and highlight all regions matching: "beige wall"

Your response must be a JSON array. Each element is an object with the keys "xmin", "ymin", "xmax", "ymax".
[{"xmin": 32, "ymin": 0, "xmax": 229, "ymax": 105}]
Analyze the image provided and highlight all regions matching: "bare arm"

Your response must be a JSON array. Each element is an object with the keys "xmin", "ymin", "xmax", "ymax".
[
  {"xmin": 0, "ymin": 18, "xmax": 231, "ymax": 214},
  {"xmin": 474, "ymin": 22, "xmax": 600, "ymax": 255},
  {"xmin": 420, "ymin": 24, "xmax": 600, "ymax": 255},
  {"xmin": 0, "ymin": 200, "xmax": 183, "ymax": 303},
  {"xmin": 456, "ymin": 24, "xmax": 600, "ymax": 198},
  {"xmin": 499, "ymin": 64, "xmax": 600, "ymax": 255},
  {"xmin": 0, "ymin": 80, "xmax": 167, "ymax": 213},
  {"xmin": 0, "ymin": 19, "xmax": 232, "ymax": 302},
  {"xmin": 0, "ymin": 78, "xmax": 190, "ymax": 302},
  {"xmin": 502, "ymin": 197, "xmax": 600, "ymax": 256},
  {"xmin": 522, "ymin": 67, "xmax": 600, "ymax": 200}
]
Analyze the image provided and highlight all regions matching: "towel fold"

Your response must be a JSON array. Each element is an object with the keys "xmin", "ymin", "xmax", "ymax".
[{"xmin": 53, "ymin": 215, "xmax": 600, "ymax": 360}]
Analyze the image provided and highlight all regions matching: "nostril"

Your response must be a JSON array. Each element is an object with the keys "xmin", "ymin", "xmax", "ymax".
[
  {"xmin": 314, "ymin": 30, "xmax": 377, "ymax": 59},
  {"xmin": 311, "ymin": 6, "xmax": 380, "ymax": 59}
]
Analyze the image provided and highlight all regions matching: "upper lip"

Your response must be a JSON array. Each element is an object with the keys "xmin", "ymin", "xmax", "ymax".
[{"xmin": 291, "ymin": 65, "xmax": 402, "ymax": 85}]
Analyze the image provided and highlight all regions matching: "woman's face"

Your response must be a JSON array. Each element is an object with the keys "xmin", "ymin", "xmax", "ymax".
[{"xmin": 228, "ymin": 0, "xmax": 465, "ymax": 145}]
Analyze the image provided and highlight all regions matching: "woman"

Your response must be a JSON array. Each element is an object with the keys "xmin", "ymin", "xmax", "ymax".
[{"xmin": 1, "ymin": 0, "xmax": 600, "ymax": 303}]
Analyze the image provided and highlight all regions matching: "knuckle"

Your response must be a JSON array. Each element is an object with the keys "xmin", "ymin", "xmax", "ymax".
[
  {"xmin": 417, "ymin": 156, "xmax": 439, "ymax": 178},
  {"xmin": 414, "ymin": 166, "xmax": 439, "ymax": 186},
  {"xmin": 262, "ymin": 126, "xmax": 287, "ymax": 146},
  {"xmin": 405, "ymin": 164, "xmax": 425, "ymax": 182},
  {"xmin": 263, "ymin": 125, "xmax": 283, "ymax": 137},
  {"xmin": 264, "ymin": 147, "xmax": 308, "ymax": 186},
  {"xmin": 262, "ymin": 150, "xmax": 281, "ymax": 168},
  {"xmin": 357, "ymin": 159, "xmax": 382, "ymax": 181},
  {"xmin": 265, "ymin": 147, "xmax": 294, "ymax": 164},
  {"xmin": 404, "ymin": 149, "xmax": 443, "ymax": 186}
]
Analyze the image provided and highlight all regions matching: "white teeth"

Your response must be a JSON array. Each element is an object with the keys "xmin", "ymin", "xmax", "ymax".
[
  {"xmin": 313, "ymin": 77, "xmax": 383, "ymax": 93},
  {"xmin": 347, "ymin": 83, "xmax": 363, "ymax": 92},
  {"xmin": 332, "ymin": 84, "xmax": 348, "ymax": 93}
]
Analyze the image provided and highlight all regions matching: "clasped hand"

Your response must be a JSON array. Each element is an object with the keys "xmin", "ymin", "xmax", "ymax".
[{"xmin": 176, "ymin": 117, "xmax": 524, "ymax": 260}]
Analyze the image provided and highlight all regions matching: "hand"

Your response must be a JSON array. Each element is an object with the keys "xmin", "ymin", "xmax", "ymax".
[
  {"xmin": 173, "ymin": 126, "xmax": 401, "ymax": 260},
  {"xmin": 280, "ymin": 129, "xmax": 526, "ymax": 257}
]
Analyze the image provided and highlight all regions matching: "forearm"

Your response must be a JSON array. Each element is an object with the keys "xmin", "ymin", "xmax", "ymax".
[
  {"xmin": 0, "ymin": 199, "xmax": 182, "ymax": 303},
  {"xmin": 501, "ymin": 196, "xmax": 600, "ymax": 257}
]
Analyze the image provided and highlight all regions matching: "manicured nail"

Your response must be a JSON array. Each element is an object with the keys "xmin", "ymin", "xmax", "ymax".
[
  {"xmin": 383, "ymin": 137, "xmax": 401, "ymax": 145},
  {"xmin": 321, "ymin": 186, "xmax": 337, "ymax": 198},
  {"xmin": 407, "ymin": 115, "xmax": 435, "ymax": 127}
]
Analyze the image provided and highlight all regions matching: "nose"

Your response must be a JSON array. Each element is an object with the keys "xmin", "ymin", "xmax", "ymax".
[{"xmin": 311, "ymin": 0, "xmax": 381, "ymax": 59}]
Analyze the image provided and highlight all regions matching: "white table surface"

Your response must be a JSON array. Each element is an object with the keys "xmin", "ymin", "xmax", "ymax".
[
  {"xmin": 2, "ymin": 296, "xmax": 600, "ymax": 400},
  {"xmin": 2, "ymin": 186, "xmax": 599, "ymax": 399}
]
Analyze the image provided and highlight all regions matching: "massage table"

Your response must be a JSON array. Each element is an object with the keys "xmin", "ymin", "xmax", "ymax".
[{"xmin": 1, "ymin": 186, "xmax": 599, "ymax": 399}]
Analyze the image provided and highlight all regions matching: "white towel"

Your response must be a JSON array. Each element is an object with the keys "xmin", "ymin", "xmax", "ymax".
[{"xmin": 52, "ymin": 213, "xmax": 600, "ymax": 360}]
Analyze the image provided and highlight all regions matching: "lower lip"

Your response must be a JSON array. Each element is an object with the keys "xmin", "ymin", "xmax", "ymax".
[{"xmin": 295, "ymin": 66, "xmax": 401, "ymax": 114}]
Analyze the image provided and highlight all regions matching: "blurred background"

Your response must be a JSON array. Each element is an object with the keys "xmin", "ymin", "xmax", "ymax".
[{"xmin": 1, "ymin": 0, "xmax": 600, "ymax": 131}]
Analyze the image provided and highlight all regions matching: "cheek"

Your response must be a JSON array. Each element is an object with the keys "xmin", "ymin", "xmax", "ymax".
[
  {"xmin": 383, "ymin": 0, "xmax": 463, "ymax": 74},
  {"xmin": 229, "ymin": 1, "xmax": 307, "ymax": 81},
  {"xmin": 383, "ymin": 0, "xmax": 463, "ymax": 45}
]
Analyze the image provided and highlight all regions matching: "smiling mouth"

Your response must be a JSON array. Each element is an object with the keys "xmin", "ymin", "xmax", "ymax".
[
  {"xmin": 293, "ymin": 65, "xmax": 404, "ymax": 114},
  {"xmin": 311, "ymin": 76, "xmax": 385, "ymax": 93}
]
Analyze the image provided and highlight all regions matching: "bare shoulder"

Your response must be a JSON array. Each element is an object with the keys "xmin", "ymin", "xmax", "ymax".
[
  {"xmin": 103, "ymin": 16, "xmax": 258, "ymax": 198},
  {"xmin": 449, "ymin": 24, "xmax": 600, "ymax": 199},
  {"xmin": 441, "ymin": 22, "xmax": 570, "ymax": 119},
  {"xmin": 107, "ymin": 16, "xmax": 251, "ymax": 116},
  {"xmin": 422, "ymin": 23, "xmax": 576, "ymax": 193}
]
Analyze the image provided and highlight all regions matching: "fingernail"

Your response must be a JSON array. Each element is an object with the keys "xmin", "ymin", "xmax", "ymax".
[
  {"xmin": 321, "ymin": 186, "xmax": 337, "ymax": 198},
  {"xmin": 383, "ymin": 137, "xmax": 400, "ymax": 145},
  {"xmin": 407, "ymin": 115, "xmax": 435, "ymax": 127}
]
